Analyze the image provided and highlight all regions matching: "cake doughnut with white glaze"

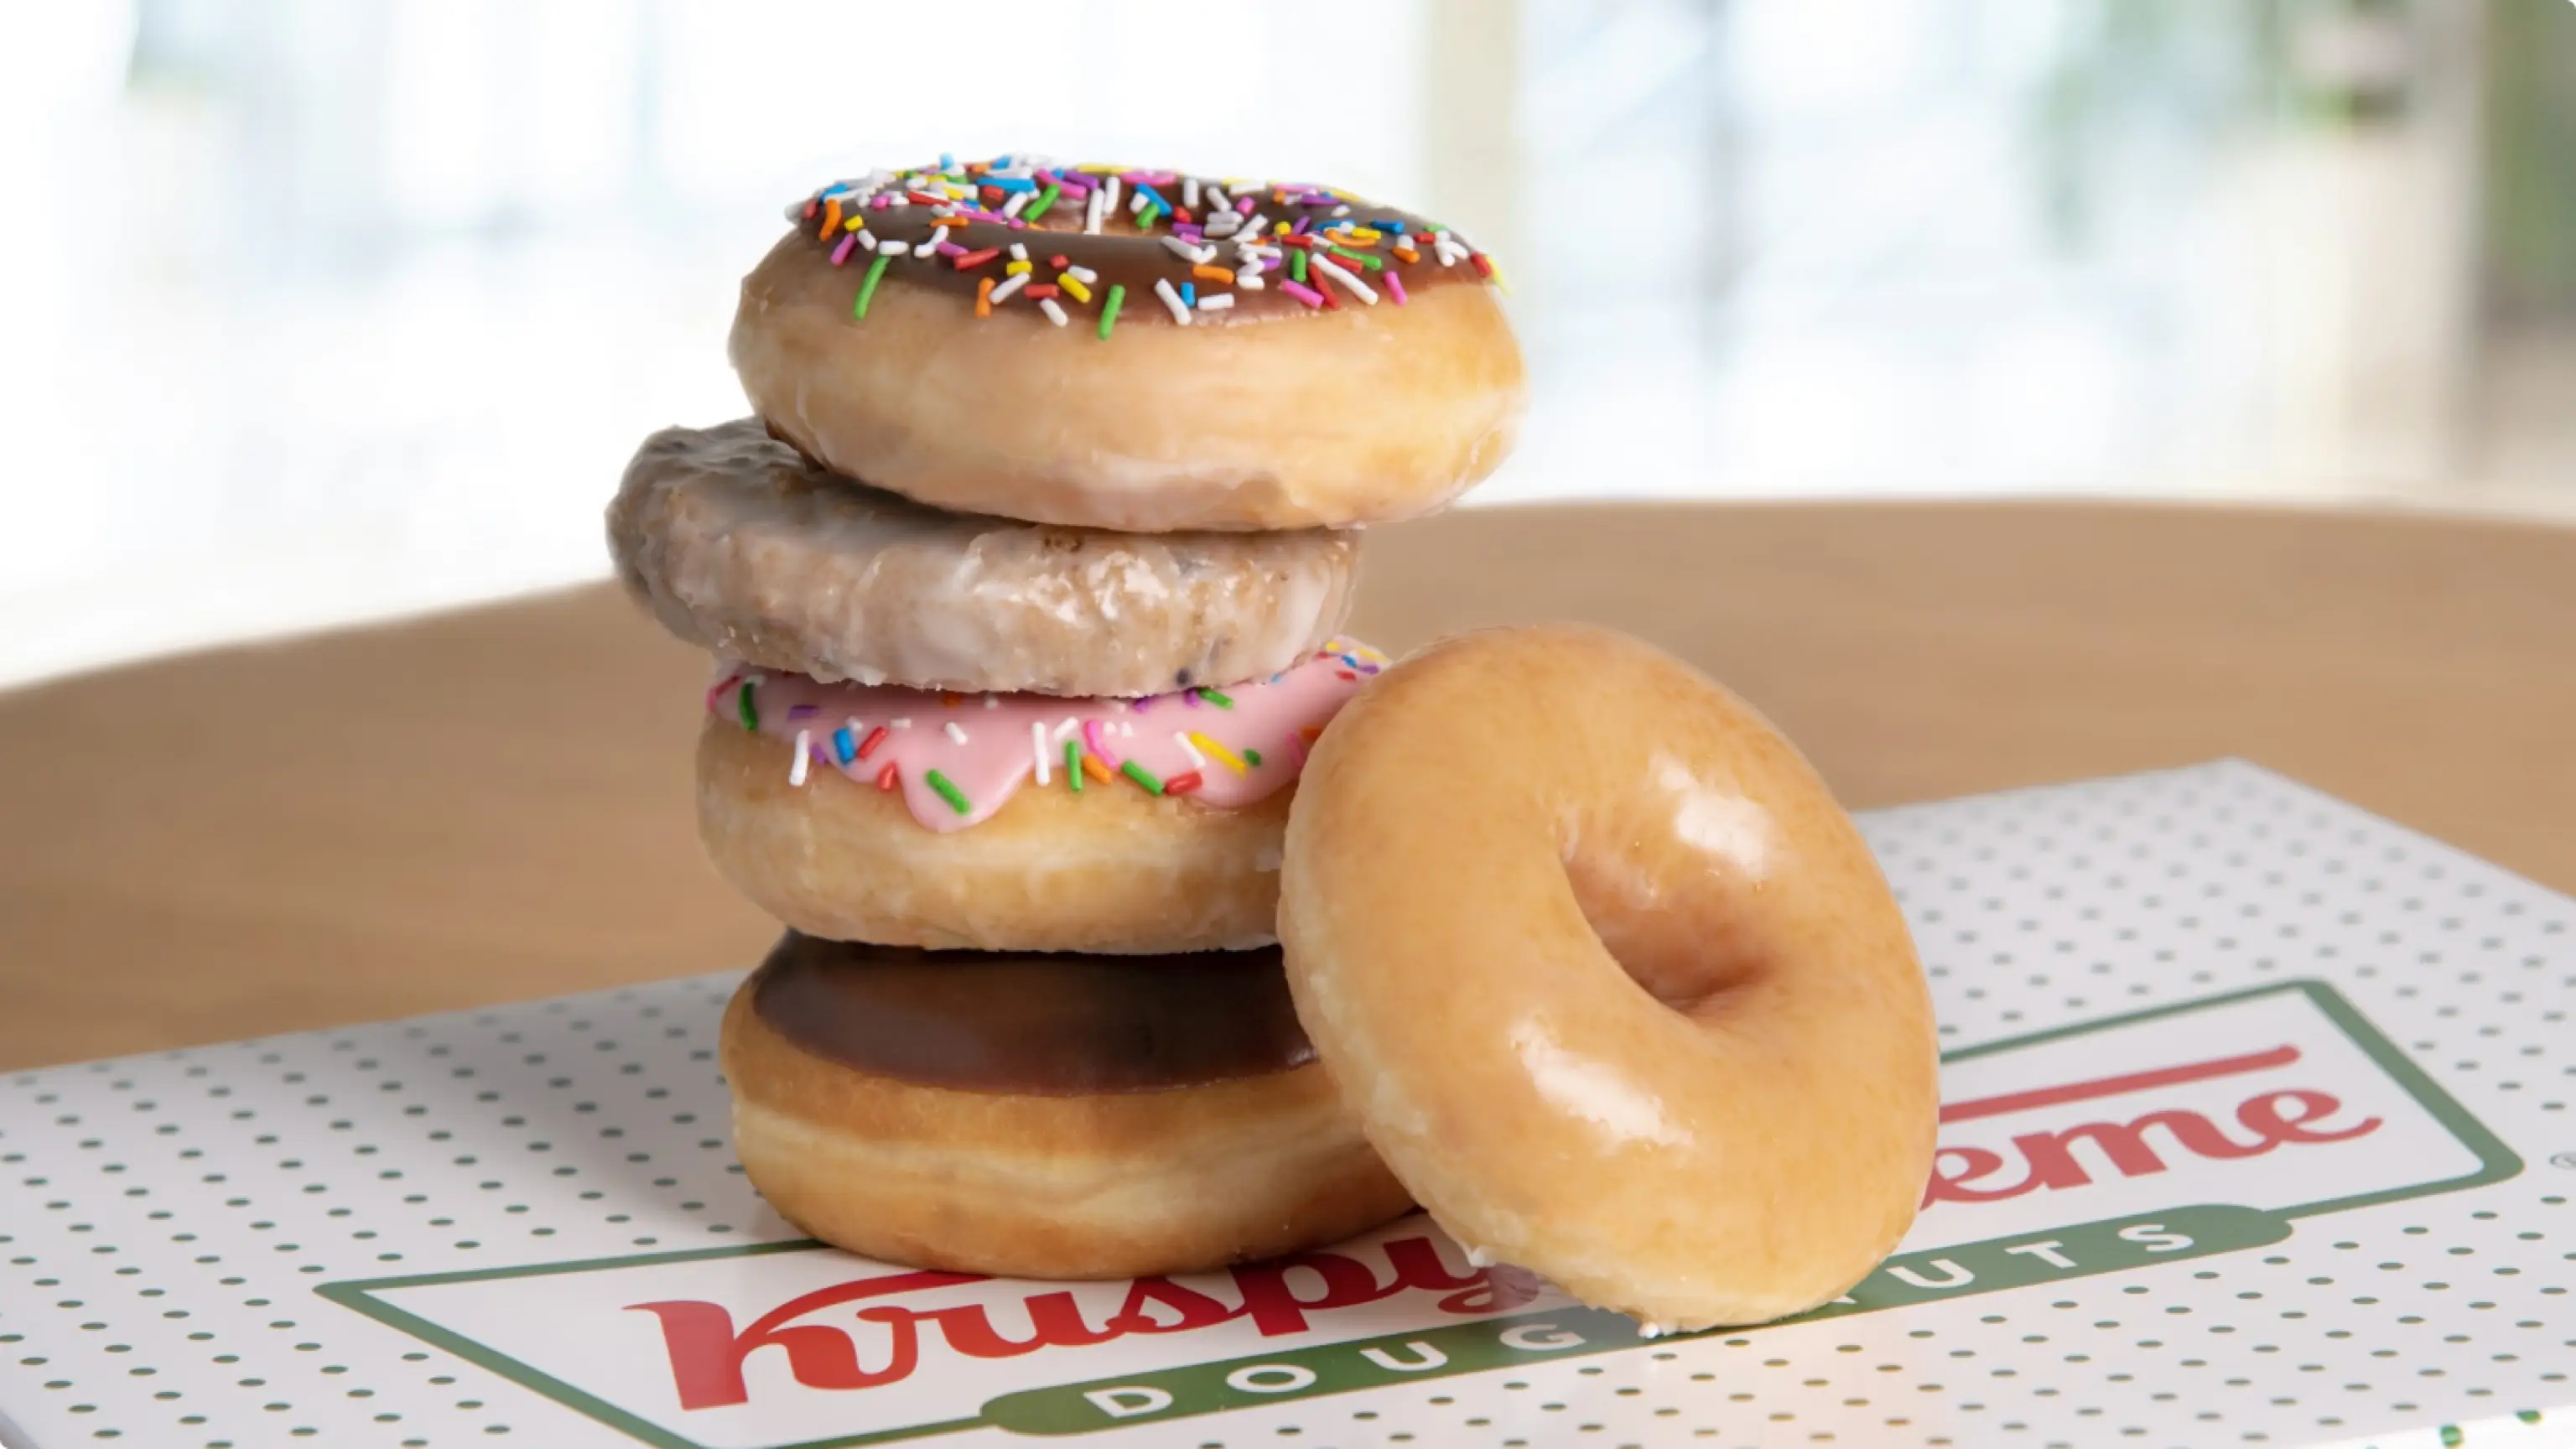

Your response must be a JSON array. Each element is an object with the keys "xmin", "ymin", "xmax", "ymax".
[{"xmin": 610, "ymin": 419, "xmax": 1362, "ymax": 697}]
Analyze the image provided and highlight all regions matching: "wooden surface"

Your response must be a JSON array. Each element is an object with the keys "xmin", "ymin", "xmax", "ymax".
[{"xmin": 3, "ymin": 501, "xmax": 2572, "ymax": 1071}]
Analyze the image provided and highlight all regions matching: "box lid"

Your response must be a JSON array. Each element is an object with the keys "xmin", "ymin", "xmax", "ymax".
[{"xmin": 3, "ymin": 761, "xmax": 2569, "ymax": 1448}]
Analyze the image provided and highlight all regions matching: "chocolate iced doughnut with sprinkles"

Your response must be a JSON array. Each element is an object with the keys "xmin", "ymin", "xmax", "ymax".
[
  {"xmin": 730, "ymin": 154, "xmax": 1527, "ymax": 532},
  {"xmin": 608, "ymin": 419, "xmax": 1362, "ymax": 697}
]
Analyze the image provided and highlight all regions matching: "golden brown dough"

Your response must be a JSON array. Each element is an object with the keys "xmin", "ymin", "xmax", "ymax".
[{"xmin": 1279, "ymin": 625, "xmax": 1939, "ymax": 1330}]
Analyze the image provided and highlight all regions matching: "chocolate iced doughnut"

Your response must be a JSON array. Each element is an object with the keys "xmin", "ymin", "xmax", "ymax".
[
  {"xmin": 722, "ymin": 934, "xmax": 1410, "ymax": 1278},
  {"xmin": 729, "ymin": 155, "xmax": 1526, "ymax": 532},
  {"xmin": 746, "ymin": 935, "xmax": 1314, "ymax": 1093}
]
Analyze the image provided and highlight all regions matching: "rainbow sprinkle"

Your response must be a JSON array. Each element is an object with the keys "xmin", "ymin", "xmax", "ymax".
[
  {"xmin": 1190, "ymin": 731, "xmax": 1249, "ymax": 775},
  {"xmin": 1121, "ymin": 760, "xmax": 1164, "ymax": 795},
  {"xmin": 737, "ymin": 681, "xmax": 759, "ymax": 731},
  {"xmin": 924, "ymin": 768, "xmax": 972, "ymax": 815},
  {"xmin": 792, "ymin": 155, "xmax": 1498, "ymax": 341},
  {"xmin": 854, "ymin": 254, "xmax": 889, "ymax": 319}
]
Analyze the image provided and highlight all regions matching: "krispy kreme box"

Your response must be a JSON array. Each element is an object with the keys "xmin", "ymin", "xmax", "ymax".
[{"xmin": 3, "ymin": 761, "xmax": 2570, "ymax": 1449}]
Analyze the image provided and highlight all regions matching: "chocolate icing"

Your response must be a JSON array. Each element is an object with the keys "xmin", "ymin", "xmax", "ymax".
[
  {"xmin": 748, "ymin": 932, "xmax": 1316, "ymax": 1095},
  {"xmin": 794, "ymin": 160, "xmax": 1493, "ymax": 329}
]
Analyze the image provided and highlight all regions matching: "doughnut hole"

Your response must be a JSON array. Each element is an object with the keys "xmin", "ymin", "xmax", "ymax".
[{"xmin": 1558, "ymin": 787, "xmax": 1775, "ymax": 1018}]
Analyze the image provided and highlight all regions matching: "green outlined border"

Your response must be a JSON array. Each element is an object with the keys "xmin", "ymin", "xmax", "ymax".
[
  {"xmin": 1940, "ymin": 979, "xmax": 2524, "ymax": 1220},
  {"xmin": 314, "ymin": 979, "xmax": 2522, "ymax": 1449}
]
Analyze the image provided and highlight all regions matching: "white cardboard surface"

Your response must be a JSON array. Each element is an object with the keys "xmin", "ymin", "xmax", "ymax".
[{"xmin": 3, "ymin": 761, "xmax": 2571, "ymax": 1448}]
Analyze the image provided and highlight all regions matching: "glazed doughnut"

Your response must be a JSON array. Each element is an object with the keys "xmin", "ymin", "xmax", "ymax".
[
  {"xmin": 699, "ymin": 641, "xmax": 1384, "ymax": 953},
  {"xmin": 1278, "ymin": 626, "xmax": 1937, "ymax": 1330},
  {"xmin": 724, "ymin": 933, "xmax": 1412, "ymax": 1278},
  {"xmin": 730, "ymin": 156, "xmax": 1525, "ymax": 532},
  {"xmin": 609, "ymin": 419, "xmax": 1362, "ymax": 697}
]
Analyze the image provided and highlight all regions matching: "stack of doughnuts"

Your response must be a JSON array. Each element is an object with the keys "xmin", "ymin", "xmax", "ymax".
[
  {"xmin": 607, "ymin": 154, "xmax": 1525, "ymax": 1279},
  {"xmin": 611, "ymin": 153, "xmax": 1942, "ymax": 1335}
]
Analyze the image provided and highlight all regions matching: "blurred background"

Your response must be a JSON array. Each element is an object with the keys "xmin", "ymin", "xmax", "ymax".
[{"xmin": 3, "ymin": 0, "xmax": 2572, "ymax": 688}]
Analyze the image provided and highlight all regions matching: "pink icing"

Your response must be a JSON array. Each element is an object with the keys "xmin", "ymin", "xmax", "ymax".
[{"xmin": 710, "ymin": 639, "xmax": 1389, "ymax": 832}]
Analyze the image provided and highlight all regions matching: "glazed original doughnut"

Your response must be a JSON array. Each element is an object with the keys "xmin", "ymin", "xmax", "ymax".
[
  {"xmin": 699, "ymin": 641, "xmax": 1386, "ymax": 953},
  {"xmin": 610, "ymin": 419, "xmax": 1362, "ymax": 697},
  {"xmin": 724, "ymin": 933, "xmax": 1412, "ymax": 1278},
  {"xmin": 1278, "ymin": 626, "xmax": 1938, "ymax": 1330},
  {"xmin": 730, "ymin": 155, "xmax": 1526, "ymax": 532}
]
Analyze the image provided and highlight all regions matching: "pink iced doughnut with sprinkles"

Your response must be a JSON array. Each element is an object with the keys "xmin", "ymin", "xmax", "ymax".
[
  {"xmin": 696, "ymin": 639, "xmax": 1391, "ymax": 954},
  {"xmin": 729, "ymin": 154, "xmax": 1528, "ymax": 532}
]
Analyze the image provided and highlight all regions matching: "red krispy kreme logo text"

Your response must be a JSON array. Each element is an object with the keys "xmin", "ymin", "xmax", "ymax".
[
  {"xmin": 319, "ymin": 981, "xmax": 2514, "ymax": 1449},
  {"xmin": 626, "ymin": 1237, "xmax": 1543, "ymax": 1410},
  {"xmin": 621, "ymin": 1031, "xmax": 2409, "ymax": 1414},
  {"xmin": 1923, "ymin": 1042, "xmax": 2382, "ymax": 1207},
  {"xmin": 617, "ymin": 1044, "xmax": 2386, "ymax": 1413}
]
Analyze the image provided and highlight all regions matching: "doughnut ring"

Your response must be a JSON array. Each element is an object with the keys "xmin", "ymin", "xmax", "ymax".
[
  {"xmin": 730, "ymin": 158, "xmax": 1525, "ymax": 532},
  {"xmin": 609, "ymin": 419, "xmax": 1360, "ymax": 698},
  {"xmin": 723, "ymin": 933, "xmax": 1413, "ymax": 1278},
  {"xmin": 699, "ymin": 643, "xmax": 1380, "ymax": 953},
  {"xmin": 1278, "ymin": 625, "xmax": 1938, "ymax": 1330}
]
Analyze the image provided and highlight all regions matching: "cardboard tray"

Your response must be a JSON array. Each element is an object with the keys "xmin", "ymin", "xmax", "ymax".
[{"xmin": 3, "ymin": 761, "xmax": 2569, "ymax": 1448}]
